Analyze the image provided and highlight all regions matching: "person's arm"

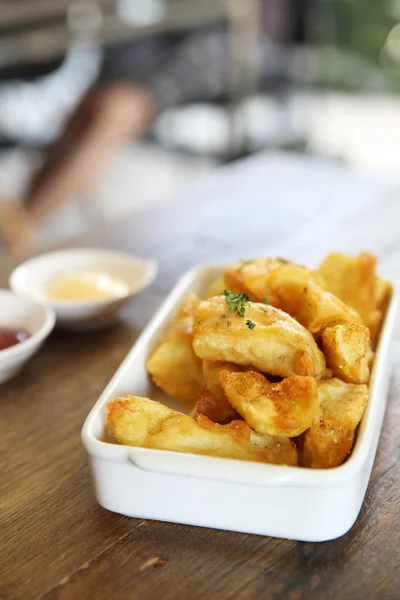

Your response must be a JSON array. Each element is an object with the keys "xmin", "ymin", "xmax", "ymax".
[
  {"xmin": 0, "ymin": 198, "xmax": 38, "ymax": 254},
  {"xmin": 25, "ymin": 82, "xmax": 156, "ymax": 222},
  {"xmin": 24, "ymin": 29, "xmax": 227, "ymax": 223}
]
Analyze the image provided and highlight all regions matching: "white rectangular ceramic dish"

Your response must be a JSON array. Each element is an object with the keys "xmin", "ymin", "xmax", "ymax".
[{"xmin": 82, "ymin": 264, "xmax": 398, "ymax": 542}]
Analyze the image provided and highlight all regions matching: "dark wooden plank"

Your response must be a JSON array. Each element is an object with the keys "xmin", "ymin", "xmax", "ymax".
[
  {"xmin": 0, "ymin": 324, "xmax": 140, "ymax": 600},
  {"xmin": 39, "ymin": 365, "xmax": 400, "ymax": 600}
]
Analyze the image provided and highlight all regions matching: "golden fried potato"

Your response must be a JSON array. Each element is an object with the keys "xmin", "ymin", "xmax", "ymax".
[
  {"xmin": 322, "ymin": 367, "xmax": 334, "ymax": 380},
  {"xmin": 193, "ymin": 361, "xmax": 242, "ymax": 423},
  {"xmin": 223, "ymin": 259, "xmax": 362, "ymax": 337},
  {"xmin": 220, "ymin": 371, "xmax": 319, "ymax": 437},
  {"xmin": 165, "ymin": 292, "xmax": 199, "ymax": 335},
  {"xmin": 319, "ymin": 252, "xmax": 376, "ymax": 320},
  {"xmin": 224, "ymin": 257, "xmax": 291, "ymax": 302},
  {"xmin": 204, "ymin": 276, "xmax": 226, "ymax": 298},
  {"xmin": 266, "ymin": 264, "xmax": 323, "ymax": 315},
  {"xmin": 107, "ymin": 396, "xmax": 298, "ymax": 465},
  {"xmin": 147, "ymin": 294, "xmax": 203, "ymax": 407},
  {"xmin": 295, "ymin": 282, "xmax": 362, "ymax": 335},
  {"xmin": 375, "ymin": 277, "xmax": 392, "ymax": 311},
  {"xmin": 318, "ymin": 252, "xmax": 391, "ymax": 347},
  {"xmin": 321, "ymin": 323, "xmax": 371, "ymax": 384},
  {"xmin": 224, "ymin": 258, "xmax": 326, "ymax": 304},
  {"xmin": 264, "ymin": 270, "xmax": 362, "ymax": 335},
  {"xmin": 301, "ymin": 379, "xmax": 369, "ymax": 469},
  {"xmin": 193, "ymin": 296, "xmax": 326, "ymax": 378},
  {"xmin": 224, "ymin": 261, "xmax": 360, "ymax": 334},
  {"xmin": 366, "ymin": 311, "xmax": 383, "ymax": 348},
  {"xmin": 368, "ymin": 277, "xmax": 392, "ymax": 346}
]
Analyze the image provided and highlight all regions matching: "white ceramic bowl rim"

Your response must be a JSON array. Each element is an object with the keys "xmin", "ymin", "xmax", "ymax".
[
  {"xmin": 0, "ymin": 291, "xmax": 56, "ymax": 360},
  {"xmin": 9, "ymin": 248, "xmax": 158, "ymax": 309}
]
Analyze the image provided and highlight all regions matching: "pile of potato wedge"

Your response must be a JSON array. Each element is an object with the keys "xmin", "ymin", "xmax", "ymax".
[{"xmin": 107, "ymin": 252, "xmax": 391, "ymax": 469}]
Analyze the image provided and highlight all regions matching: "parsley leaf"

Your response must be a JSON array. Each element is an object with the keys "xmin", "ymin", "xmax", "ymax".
[
  {"xmin": 246, "ymin": 320, "xmax": 256, "ymax": 330},
  {"xmin": 260, "ymin": 308, "xmax": 268, "ymax": 313},
  {"xmin": 223, "ymin": 290, "xmax": 250, "ymax": 318},
  {"xmin": 263, "ymin": 298, "xmax": 270, "ymax": 305}
]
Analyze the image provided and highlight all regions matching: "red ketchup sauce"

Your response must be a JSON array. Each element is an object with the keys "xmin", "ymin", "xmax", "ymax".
[{"xmin": 0, "ymin": 328, "xmax": 30, "ymax": 351}]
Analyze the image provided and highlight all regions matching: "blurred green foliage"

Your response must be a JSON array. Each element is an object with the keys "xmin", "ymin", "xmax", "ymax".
[
  {"xmin": 333, "ymin": 0, "xmax": 393, "ymax": 60},
  {"xmin": 314, "ymin": 0, "xmax": 400, "ymax": 90}
]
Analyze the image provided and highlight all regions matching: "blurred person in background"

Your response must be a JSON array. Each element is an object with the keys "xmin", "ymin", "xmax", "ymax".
[
  {"xmin": 0, "ymin": 0, "xmax": 308, "ymax": 242},
  {"xmin": 23, "ymin": 27, "xmax": 232, "ymax": 222},
  {"xmin": 1, "ymin": 0, "xmax": 398, "ymax": 251},
  {"xmin": 19, "ymin": 0, "xmax": 308, "ymax": 226}
]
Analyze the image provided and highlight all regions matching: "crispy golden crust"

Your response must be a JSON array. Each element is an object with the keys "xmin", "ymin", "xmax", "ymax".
[
  {"xmin": 318, "ymin": 252, "xmax": 391, "ymax": 346},
  {"xmin": 194, "ymin": 361, "xmax": 242, "ymax": 424},
  {"xmin": 194, "ymin": 389, "xmax": 238, "ymax": 424},
  {"xmin": 293, "ymin": 282, "xmax": 362, "ymax": 335},
  {"xmin": 267, "ymin": 271, "xmax": 362, "ymax": 334},
  {"xmin": 321, "ymin": 323, "xmax": 371, "ymax": 384},
  {"xmin": 368, "ymin": 277, "xmax": 392, "ymax": 347},
  {"xmin": 220, "ymin": 371, "xmax": 319, "ymax": 437},
  {"xmin": 375, "ymin": 277, "xmax": 392, "ymax": 311},
  {"xmin": 319, "ymin": 252, "xmax": 376, "ymax": 321},
  {"xmin": 223, "ymin": 258, "xmax": 293, "ymax": 303},
  {"xmin": 301, "ymin": 379, "xmax": 369, "ymax": 469},
  {"xmin": 202, "ymin": 361, "xmax": 242, "ymax": 399},
  {"xmin": 204, "ymin": 276, "xmax": 226, "ymax": 298},
  {"xmin": 168, "ymin": 292, "xmax": 199, "ymax": 336},
  {"xmin": 192, "ymin": 297, "xmax": 326, "ymax": 378},
  {"xmin": 113, "ymin": 253, "xmax": 388, "ymax": 469},
  {"xmin": 263, "ymin": 264, "xmax": 327, "ymax": 318},
  {"xmin": 224, "ymin": 261, "xmax": 361, "ymax": 335},
  {"xmin": 107, "ymin": 396, "xmax": 298, "ymax": 465},
  {"xmin": 147, "ymin": 294, "xmax": 203, "ymax": 407}
]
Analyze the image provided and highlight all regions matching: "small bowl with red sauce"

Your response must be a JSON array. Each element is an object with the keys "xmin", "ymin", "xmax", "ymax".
[{"xmin": 0, "ymin": 290, "xmax": 56, "ymax": 383}]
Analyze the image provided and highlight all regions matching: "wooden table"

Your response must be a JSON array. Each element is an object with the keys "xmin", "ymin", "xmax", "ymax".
[{"xmin": 1, "ymin": 154, "xmax": 399, "ymax": 599}]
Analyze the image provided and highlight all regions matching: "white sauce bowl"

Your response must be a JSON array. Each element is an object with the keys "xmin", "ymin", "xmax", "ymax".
[
  {"xmin": 0, "ymin": 290, "xmax": 56, "ymax": 383},
  {"xmin": 9, "ymin": 248, "xmax": 158, "ymax": 332}
]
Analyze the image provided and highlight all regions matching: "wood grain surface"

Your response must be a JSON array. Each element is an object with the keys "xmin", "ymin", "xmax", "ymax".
[{"xmin": 0, "ymin": 155, "xmax": 399, "ymax": 600}]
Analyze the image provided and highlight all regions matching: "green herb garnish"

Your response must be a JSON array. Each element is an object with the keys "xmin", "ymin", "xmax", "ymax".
[
  {"xmin": 260, "ymin": 308, "xmax": 268, "ymax": 313},
  {"xmin": 263, "ymin": 297, "xmax": 270, "ymax": 305},
  {"xmin": 246, "ymin": 320, "xmax": 256, "ymax": 330},
  {"xmin": 223, "ymin": 290, "xmax": 250, "ymax": 318}
]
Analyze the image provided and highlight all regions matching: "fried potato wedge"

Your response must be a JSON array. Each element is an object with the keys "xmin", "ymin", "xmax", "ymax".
[
  {"xmin": 193, "ymin": 361, "xmax": 242, "ymax": 423},
  {"xmin": 107, "ymin": 396, "xmax": 298, "ymax": 465},
  {"xmin": 368, "ymin": 277, "xmax": 392, "ymax": 346},
  {"xmin": 301, "ymin": 379, "xmax": 369, "ymax": 469},
  {"xmin": 319, "ymin": 252, "xmax": 376, "ymax": 321},
  {"xmin": 224, "ymin": 257, "xmax": 293, "ymax": 303},
  {"xmin": 375, "ymin": 277, "xmax": 392, "ymax": 311},
  {"xmin": 220, "ymin": 371, "xmax": 319, "ymax": 437},
  {"xmin": 321, "ymin": 323, "xmax": 371, "ymax": 384},
  {"xmin": 205, "ymin": 276, "xmax": 226, "ymax": 298},
  {"xmin": 223, "ymin": 258, "xmax": 326, "ymax": 305},
  {"xmin": 266, "ymin": 272, "xmax": 362, "ymax": 335},
  {"xmin": 318, "ymin": 252, "xmax": 391, "ymax": 346},
  {"xmin": 295, "ymin": 282, "xmax": 362, "ymax": 335},
  {"xmin": 147, "ymin": 294, "xmax": 203, "ymax": 407},
  {"xmin": 224, "ymin": 261, "xmax": 360, "ymax": 334},
  {"xmin": 265, "ymin": 264, "xmax": 324, "ymax": 316},
  {"xmin": 193, "ymin": 297, "xmax": 326, "ymax": 378}
]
